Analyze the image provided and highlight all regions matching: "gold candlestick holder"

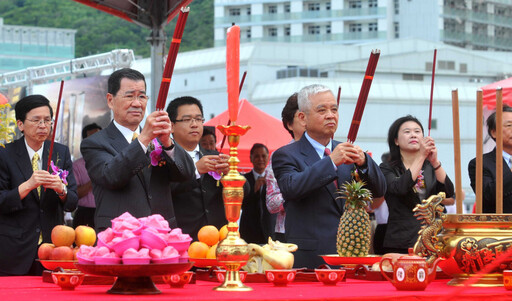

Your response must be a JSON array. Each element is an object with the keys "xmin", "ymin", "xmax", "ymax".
[{"xmin": 214, "ymin": 124, "xmax": 252, "ymax": 291}]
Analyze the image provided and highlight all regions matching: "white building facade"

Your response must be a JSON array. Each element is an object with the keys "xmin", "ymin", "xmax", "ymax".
[{"xmin": 214, "ymin": 0, "xmax": 512, "ymax": 52}]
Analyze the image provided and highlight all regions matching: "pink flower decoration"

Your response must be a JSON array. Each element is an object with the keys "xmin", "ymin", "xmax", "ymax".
[
  {"xmin": 149, "ymin": 138, "xmax": 166, "ymax": 166},
  {"xmin": 208, "ymin": 171, "xmax": 222, "ymax": 180},
  {"xmin": 50, "ymin": 160, "xmax": 68, "ymax": 185}
]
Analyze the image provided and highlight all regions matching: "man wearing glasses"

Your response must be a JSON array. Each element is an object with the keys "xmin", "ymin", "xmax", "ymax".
[
  {"xmin": 81, "ymin": 68, "xmax": 195, "ymax": 232},
  {"xmin": 166, "ymin": 96, "xmax": 232, "ymax": 240},
  {"xmin": 0, "ymin": 95, "xmax": 78, "ymax": 276}
]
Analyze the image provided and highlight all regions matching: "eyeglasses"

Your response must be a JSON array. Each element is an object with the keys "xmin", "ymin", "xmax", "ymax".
[
  {"xmin": 26, "ymin": 118, "xmax": 54, "ymax": 126},
  {"xmin": 174, "ymin": 117, "xmax": 206, "ymax": 124}
]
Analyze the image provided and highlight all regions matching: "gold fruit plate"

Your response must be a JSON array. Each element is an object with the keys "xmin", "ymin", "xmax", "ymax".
[
  {"xmin": 321, "ymin": 255, "xmax": 382, "ymax": 266},
  {"xmin": 190, "ymin": 258, "xmax": 221, "ymax": 268},
  {"xmin": 75, "ymin": 262, "xmax": 193, "ymax": 295},
  {"xmin": 37, "ymin": 259, "xmax": 77, "ymax": 270}
]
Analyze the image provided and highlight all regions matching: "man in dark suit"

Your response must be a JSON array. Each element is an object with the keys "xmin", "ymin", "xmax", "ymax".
[
  {"xmin": 166, "ymin": 96, "xmax": 230, "ymax": 240},
  {"xmin": 469, "ymin": 105, "xmax": 512, "ymax": 213},
  {"xmin": 0, "ymin": 95, "xmax": 78, "ymax": 275},
  {"xmin": 81, "ymin": 68, "xmax": 195, "ymax": 231},
  {"xmin": 272, "ymin": 84, "xmax": 386, "ymax": 269}
]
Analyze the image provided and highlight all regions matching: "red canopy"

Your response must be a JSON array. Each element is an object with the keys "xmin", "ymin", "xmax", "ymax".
[
  {"xmin": 204, "ymin": 99, "xmax": 291, "ymax": 172},
  {"xmin": 481, "ymin": 77, "xmax": 512, "ymax": 109}
]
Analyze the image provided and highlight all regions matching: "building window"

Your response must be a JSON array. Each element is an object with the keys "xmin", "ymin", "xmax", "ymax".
[
  {"xmin": 229, "ymin": 8, "xmax": 240, "ymax": 16},
  {"xmin": 285, "ymin": 27, "xmax": 291, "ymax": 36},
  {"xmin": 308, "ymin": 25, "xmax": 321, "ymax": 35},
  {"xmin": 349, "ymin": 23, "xmax": 362, "ymax": 32},
  {"xmin": 210, "ymin": 76, "xmax": 215, "ymax": 82},
  {"xmin": 460, "ymin": 63, "xmax": 467, "ymax": 73},
  {"xmin": 246, "ymin": 29, "xmax": 251, "ymax": 38},
  {"xmin": 308, "ymin": 3, "xmax": 320, "ymax": 11},
  {"xmin": 268, "ymin": 5, "xmax": 277, "ymax": 13},
  {"xmin": 394, "ymin": 0, "xmax": 399, "ymax": 14},
  {"xmin": 285, "ymin": 4, "xmax": 291, "ymax": 13},
  {"xmin": 431, "ymin": 119, "xmax": 437, "ymax": 130},
  {"xmin": 439, "ymin": 60, "xmax": 455, "ymax": 70},
  {"xmin": 247, "ymin": 7, "xmax": 251, "ymax": 15},
  {"xmin": 326, "ymin": 25, "xmax": 331, "ymax": 34},
  {"xmin": 394, "ymin": 22, "xmax": 399, "ymax": 38},
  {"xmin": 403, "ymin": 74, "xmax": 424, "ymax": 81},
  {"xmin": 369, "ymin": 0, "xmax": 378, "ymax": 8},
  {"xmin": 425, "ymin": 62, "xmax": 433, "ymax": 72},
  {"xmin": 320, "ymin": 71, "xmax": 328, "ymax": 77},
  {"xmin": 326, "ymin": 2, "xmax": 331, "ymax": 10},
  {"xmin": 369, "ymin": 23, "xmax": 378, "ymax": 32},
  {"xmin": 184, "ymin": 79, "xmax": 187, "ymax": 86},
  {"xmin": 349, "ymin": 0, "xmax": 362, "ymax": 9},
  {"xmin": 268, "ymin": 27, "xmax": 277, "ymax": 36}
]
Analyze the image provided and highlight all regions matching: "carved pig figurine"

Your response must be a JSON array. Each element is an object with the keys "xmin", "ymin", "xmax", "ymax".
[{"xmin": 242, "ymin": 238, "xmax": 298, "ymax": 273}]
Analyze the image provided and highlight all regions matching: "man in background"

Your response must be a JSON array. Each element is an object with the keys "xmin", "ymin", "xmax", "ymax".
[
  {"xmin": 72, "ymin": 123, "xmax": 102, "ymax": 228},
  {"xmin": 200, "ymin": 127, "xmax": 217, "ymax": 152},
  {"xmin": 240, "ymin": 143, "xmax": 271, "ymax": 244}
]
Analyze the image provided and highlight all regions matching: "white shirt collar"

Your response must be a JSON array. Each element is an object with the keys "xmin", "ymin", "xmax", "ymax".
[
  {"xmin": 113, "ymin": 120, "xmax": 140, "ymax": 144},
  {"xmin": 503, "ymin": 150, "xmax": 512, "ymax": 169},
  {"xmin": 24, "ymin": 138, "xmax": 43, "ymax": 170},
  {"xmin": 304, "ymin": 132, "xmax": 333, "ymax": 159},
  {"xmin": 186, "ymin": 145, "xmax": 200, "ymax": 163},
  {"xmin": 252, "ymin": 169, "xmax": 265, "ymax": 179}
]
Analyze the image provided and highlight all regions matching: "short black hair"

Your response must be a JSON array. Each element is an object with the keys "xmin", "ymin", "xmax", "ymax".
[
  {"xmin": 486, "ymin": 105, "xmax": 512, "ymax": 141},
  {"xmin": 281, "ymin": 93, "xmax": 298, "ymax": 138},
  {"xmin": 107, "ymin": 68, "xmax": 146, "ymax": 96},
  {"xmin": 202, "ymin": 127, "xmax": 216, "ymax": 141},
  {"xmin": 81, "ymin": 123, "xmax": 102, "ymax": 139},
  {"xmin": 386, "ymin": 115, "xmax": 424, "ymax": 169},
  {"xmin": 166, "ymin": 96, "xmax": 204, "ymax": 123},
  {"xmin": 250, "ymin": 143, "xmax": 269, "ymax": 156},
  {"xmin": 15, "ymin": 94, "xmax": 53, "ymax": 122}
]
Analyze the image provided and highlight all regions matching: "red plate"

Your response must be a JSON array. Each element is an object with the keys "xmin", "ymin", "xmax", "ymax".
[
  {"xmin": 321, "ymin": 255, "xmax": 382, "ymax": 266},
  {"xmin": 190, "ymin": 258, "xmax": 221, "ymax": 268},
  {"xmin": 37, "ymin": 259, "xmax": 78, "ymax": 270}
]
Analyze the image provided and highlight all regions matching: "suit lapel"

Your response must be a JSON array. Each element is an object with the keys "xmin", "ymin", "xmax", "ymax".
[{"xmin": 14, "ymin": 138, "xmax": 41, "ymax": 201}]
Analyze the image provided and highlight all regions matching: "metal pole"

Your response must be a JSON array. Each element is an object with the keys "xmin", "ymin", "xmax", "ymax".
[{"xmin": 147, "ymin": 27, "xmax": 166, "ymax": 113}]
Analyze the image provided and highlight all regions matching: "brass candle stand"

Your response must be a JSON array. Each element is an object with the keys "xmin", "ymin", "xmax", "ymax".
[{"xmin": 214, "ymin": 124, "xmax": 252, "ymax": 291}]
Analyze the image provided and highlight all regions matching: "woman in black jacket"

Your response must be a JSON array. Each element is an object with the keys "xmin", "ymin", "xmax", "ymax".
[{"xmin": 380, "ymin": 115, "xmax": 454, "ymax": 254}]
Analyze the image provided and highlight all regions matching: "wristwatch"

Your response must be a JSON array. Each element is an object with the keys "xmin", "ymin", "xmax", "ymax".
[{"xmin": 57, "ymin": 184, "xmax": 67, "ymax": 197}]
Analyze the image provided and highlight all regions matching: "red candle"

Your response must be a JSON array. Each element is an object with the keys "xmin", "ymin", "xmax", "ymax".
[{"xmin": 226, "ymin": 25, "xmax": 240, "ymax": 123}]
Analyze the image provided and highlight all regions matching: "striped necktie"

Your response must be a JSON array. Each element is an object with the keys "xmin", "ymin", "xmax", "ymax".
[{"xmin": 32, "ymin": 153, "xmax": 40, "ymax": 197}]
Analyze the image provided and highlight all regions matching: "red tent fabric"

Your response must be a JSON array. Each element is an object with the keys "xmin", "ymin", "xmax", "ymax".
[
  {"xmin": 204, "ymin": 99, "xmax": 291, "ymax": 172},
  {"xmin": 481, "ymin": 77, "xmax": 512, "ymax": 109}
]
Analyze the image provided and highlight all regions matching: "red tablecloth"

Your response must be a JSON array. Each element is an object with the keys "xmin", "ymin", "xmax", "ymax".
[{"xmin": 2, "ymin": 276, "xmax": 512, "ymax": 301}]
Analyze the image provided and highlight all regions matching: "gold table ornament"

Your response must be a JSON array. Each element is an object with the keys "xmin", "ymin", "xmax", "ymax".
[{"xmin": 214, "ymin": 124, "xmax": 252, "ymax": 291}]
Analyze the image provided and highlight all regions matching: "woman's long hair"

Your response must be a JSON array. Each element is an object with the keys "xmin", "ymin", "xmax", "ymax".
[{"xmin": 387, "ymin": 115, "xmax": 424, "ymax": 172}]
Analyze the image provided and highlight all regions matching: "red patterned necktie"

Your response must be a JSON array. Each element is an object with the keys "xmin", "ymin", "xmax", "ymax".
[{"xmin": 324, "ymin": 148, "xmax": 338, "ymax": 189}]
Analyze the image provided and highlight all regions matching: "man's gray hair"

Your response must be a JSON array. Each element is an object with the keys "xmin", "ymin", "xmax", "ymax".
[{"xmin": 297, "ymin": 84, "xmax": 333, "ymax": 112}]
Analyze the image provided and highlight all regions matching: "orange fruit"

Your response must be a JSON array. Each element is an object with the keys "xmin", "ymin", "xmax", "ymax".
[
  {"xmin": 198, "ymin": 225, "xmax": 219, "ymax": 246},
  {"xmin": 188, "ymin": 241, "xmax": 209, "ymax": 259},
  {"xmin": 219, "ymin": 225, "xmax": 228, "ymax": 241},
  {"xmin": 206, "ymin": 244, "xmax": 218, "ymax": 259}
]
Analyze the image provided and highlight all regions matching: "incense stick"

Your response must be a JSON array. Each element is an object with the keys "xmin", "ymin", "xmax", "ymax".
[
  {"xmin": 47, "ymin": 80, "xmax": 64, "ymax": 172},
  {"xmin": 496, "ymin": 87, "xmax": 503, "ymax": 214},
  {"xmin": 475, "ymin": 89, "xmax": 483, "ymax": 213},
  {"xmin": 451, "ymin": 89, "xmax": 463, "ymax": 214},
  {"xmin": 428, "ymin": 49, "xmax": 437, "ymax": 136},
  {"xmin": 155, "ymin": 7, "xmax": 190, "ymax": 111}
]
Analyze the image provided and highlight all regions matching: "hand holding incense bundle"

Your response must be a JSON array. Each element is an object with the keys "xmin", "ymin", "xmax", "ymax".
[
  {"xmin": 428, "ymin": 49, "xmax": 437, "ymax": 136},
  {"xmin": 347, "ymin": 50, "xmax": 380, "ymax": 143},
  {"xmin": 155, "ymin": 7, "xmax": 190, "ymax": 111},
  {"xmin": 47, "ymin": 80, "xmax": 64, "ymax": 172}
]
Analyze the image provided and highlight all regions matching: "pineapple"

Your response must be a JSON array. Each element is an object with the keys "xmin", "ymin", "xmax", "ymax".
[{"xmin": 336, "ymin": 180, "xmax": 372, "ymax": 257}]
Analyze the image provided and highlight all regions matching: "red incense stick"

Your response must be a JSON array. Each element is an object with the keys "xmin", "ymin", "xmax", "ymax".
[
  {"xmin": 336, "ymin": 86, "xmax": 341, "ymax": 107},
  {"xmin": 428, "ymin": 49, "xmax": 437, "ymax": 136},
  {"xmin": 155, "ymin": 7, "xmax": 190, "ymax": 111},
  {"xmin": 47, "ymin": 80, "xmax": 64, "ymax": 172}
]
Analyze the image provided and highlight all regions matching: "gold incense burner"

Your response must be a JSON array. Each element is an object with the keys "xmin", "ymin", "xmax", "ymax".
[
  {"xmin": 214, "ymin": 124, "xmax": 252, "ymax": 291},
  {"xmin": 414, "ymin": 192, "xmax": 512, "ymax": 286}
]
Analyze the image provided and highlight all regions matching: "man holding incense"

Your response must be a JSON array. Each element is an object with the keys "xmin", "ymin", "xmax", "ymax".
[
  {"xmin": 468, "ymin": 106, "xmax": 512, "ymax": 213},
  {"xmin": 0, "ymin": 95, "xmax": 78, "ymax": 276},
  {"xmin": 81, "ymin": 68, "xmax": 195, "ymax": 232},
  {"xmin": 272, "ymin": 84, "xmax": 386, "ymax": 269}
]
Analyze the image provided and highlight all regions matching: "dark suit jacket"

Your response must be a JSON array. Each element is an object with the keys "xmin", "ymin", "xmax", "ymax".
[
  {"xmin": 380, "ymin": 161, "xmax": 454, "ymax": 250},
  {"xmin": 0, "ymin": 138, "xmax": 78, "ymax": 275},
  {"xmin": 272, "ymin": 134, "xmax": 386, "ymax": 269},
  {"xmin": 468, "ymin": 148, "xmax": 512, "ymax": 213},
  {"xmin": 80, "ymin": 121, "xmax": 195, "ymax": 232},
  {"xmin": 170, "ymin": 147, "xmax": 227, "ymax": 241},
  {"xmin": 240, "ymin": 171, "xmax": 276, "ymax": 244}
]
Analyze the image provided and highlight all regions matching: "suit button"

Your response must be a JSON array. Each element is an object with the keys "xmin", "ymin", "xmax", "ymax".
[
  {"xmin": 205, "ymin": 209, "xmax": 209, "ymax": 214},
  {"xmin": 148, "ymin": 195, "xmax": 152, "ymax": 201},
  {"xmin": 40, "ymin": 209, "xmax": 44, "ymax": 213},
  {"xmin": 36, "ymin": 228, "xmax": 40, "ymax": 233}
]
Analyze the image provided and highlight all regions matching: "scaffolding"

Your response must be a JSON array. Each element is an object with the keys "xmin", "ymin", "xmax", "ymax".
[{"xmin": 0, "ymin": 49, "xmax": 134, "ymax": 93}]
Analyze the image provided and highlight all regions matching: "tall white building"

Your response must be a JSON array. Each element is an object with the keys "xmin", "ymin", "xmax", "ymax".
[{"xmin": 214, "ymin": 0, "xmax": 512, "ymax": 51}]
